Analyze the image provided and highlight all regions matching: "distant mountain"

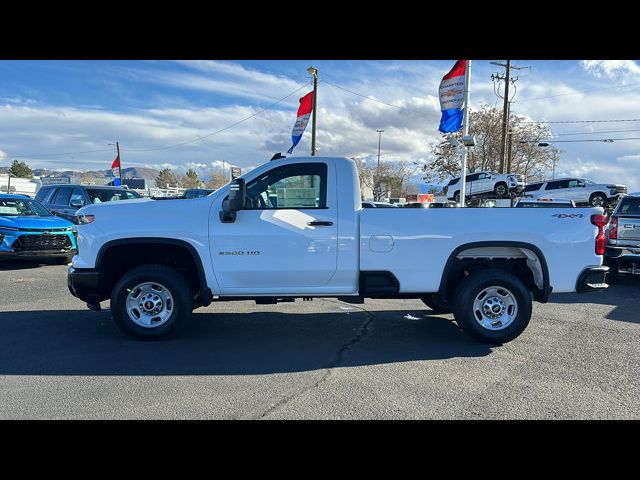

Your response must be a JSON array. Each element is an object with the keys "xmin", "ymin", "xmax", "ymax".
[{"xmin": 32, "ymin": 166, "xmax": 160, "ymax": 180}]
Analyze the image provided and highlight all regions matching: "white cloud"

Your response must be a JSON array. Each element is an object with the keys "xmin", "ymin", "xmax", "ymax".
[
  {"xmin": 0, "ymin": 149, "xmax": 6, "ymax": 162},
  {"xmin": 581, "ymin": 60, "xmax": 640, "ymax": 79}
]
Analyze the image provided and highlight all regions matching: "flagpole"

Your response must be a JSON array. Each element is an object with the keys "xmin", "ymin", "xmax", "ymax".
[
  {"xmin": 308, "ymin": 66, "xmax": 318, "ymax": 156},
  {"xmin": 116, "ymin": 141, "xmax": 122, "ymax": 186},
  {"xmin": 459, "ymin": 60, "xmax": 471, "ymax": 208}
]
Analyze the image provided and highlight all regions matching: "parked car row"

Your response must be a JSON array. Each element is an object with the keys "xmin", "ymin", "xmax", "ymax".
[
  {"xmin": 36, "ymin": 184, "xmax": 142, "ymax": 224},
  {"xmin": 443, "ymin": 170, "xmax": 627, "ymax": 209}
]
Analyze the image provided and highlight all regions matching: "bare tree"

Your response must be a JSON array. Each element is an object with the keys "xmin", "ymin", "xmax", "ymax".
[
  {"xmin": 423, "ymin": 104, "xmax": 560, "ymax": 183},
  {"xmin": 353, "ymin": 157, "xmax": 419, "ymax": 201},
  {"xmin": 205, "ymin": 168, "xmax": 228, "ymax": 190},
  {"xmin": 79, "ymin": 172, "xmax": 95, "ymax": 185}
]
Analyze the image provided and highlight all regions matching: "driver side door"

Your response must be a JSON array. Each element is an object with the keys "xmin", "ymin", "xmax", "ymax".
[{"xmin": 209, "ymin": 161, "xmax": 338, "ymax": 294}]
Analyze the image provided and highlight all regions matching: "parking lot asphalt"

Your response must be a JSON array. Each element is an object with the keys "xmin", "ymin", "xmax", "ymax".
[{"xmin": 1, "ymin": 259, "xmax": 639, "ymax": 419}]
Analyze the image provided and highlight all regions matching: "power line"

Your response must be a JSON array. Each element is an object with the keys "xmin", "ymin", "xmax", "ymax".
[
  {"xmin": 515, "ymin": 82, "xmax": 640, "ymax": 104},
  {"xmin": 521, "ymin": 118, "xmax": 640, "ymax": 124},
  {"xmin": 9, "ymin": 82, "xmax": 311, "ymax": 158},
  {"xmin": 524, "ymin": 137, "xmax": 640, "ymax": 144},
  {"xmin": 321, "ymin": 78, "xmax": 427, "ymax": 116},
  {"xmin": 554, "ymin": 128, "xmax": 640, "ymax": 136}
]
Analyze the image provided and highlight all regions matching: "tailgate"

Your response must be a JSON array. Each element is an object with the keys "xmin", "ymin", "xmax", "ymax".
[{"xmin": 618, "ymin": 216, "xmax": 640, "ymax": 241}]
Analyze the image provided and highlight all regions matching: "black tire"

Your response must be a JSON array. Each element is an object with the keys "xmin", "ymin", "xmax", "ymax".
[
  {"xmin": 452, "ymin": 269, "xmax": 532, "ymax": 344},
  {"xmin": 494, "ymin": 182, "xmax": 508, "ymax": 198},
  {"xmin": 589, "ymin": 192, "xmax": 609, "ymax": 208},
  {"xmin": 453, "ymin": 191, "xmax": 460, "ymax": 203},
  {"xmin": 110, "ymin": 264, "xmax": 193, "ymax": 339},
  {"xmin": 421, "ymin": 294, "xmax": 452, "ymax": 314}
]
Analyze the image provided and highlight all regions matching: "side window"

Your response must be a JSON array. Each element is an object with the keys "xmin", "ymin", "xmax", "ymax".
[
  {"xmin": 52, "ymin": 187, "xmax": 72, "ymax": 205},
  {"xmin": 69, "ymin": 188, "xmax": 86, "ymax": 207},
  {"xmin": 568, "ymin": 180, "xmax": 580, "ymax": 188},
  {"xmin": 476, "ymin": 173, "xmax": 487, "ymax": 180},
  {"xmin": 35, "ymin": 187, "xmax": 52, "ymax": 202},
  {"xmin": 466, "ymin": 173, "xmax": 479, "ymax": 182},
  {"xmin": 524, "ymin": 183, "xmax": 542, "ymax": 192},
  {"xmin": 245, "ymin": 163, "xmax": 327, "ymax": 210}
]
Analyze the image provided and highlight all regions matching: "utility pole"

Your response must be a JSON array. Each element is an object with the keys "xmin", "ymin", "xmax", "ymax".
[
  {"xmin": 376, "ymin": 129, "xmax": 384, "ymax": 172},
  {"xmin": 308, "ymin": 66, "xmax": 318, "ymax": 156},
  {"xmin": 491, "ymin": 61, "xmax": 529, "ymax": 174}
]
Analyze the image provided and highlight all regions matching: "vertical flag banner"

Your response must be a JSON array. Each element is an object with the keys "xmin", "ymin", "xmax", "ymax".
[
  {"xmin": 288, "ymin": 91, "xmax": 314, "ymax": 154},
  {"xmin": 439, "ymin": 60, "xmax": 467, "ymax": 133},
  {"xmin": 111, "ymin": 155, "xmax": 121, "ymax": 186}
]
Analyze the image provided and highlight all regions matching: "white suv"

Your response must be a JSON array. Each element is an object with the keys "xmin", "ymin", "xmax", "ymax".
[
  {"xmin": 445, "ymin": 171, "xmax": 525, "ymax": 202},
  {"xmin": 523, "ymin": 178, "xmax": 627, "ymax": 207}
]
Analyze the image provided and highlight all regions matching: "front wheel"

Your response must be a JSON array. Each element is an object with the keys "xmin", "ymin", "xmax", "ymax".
[
  {"xmin": 589, "ymin": 193, "xmax": 608, "ymax": 208},
  {"xmin": 452, "ymin": 269, "xmax": 532, "ymax": 344},
  {"xmin": 494, "ymin": 182, "xmax": 508, "ymax": 197},
  {"xmin": 110, "ymin": 264, "xmax": 193, "ymax": 339}
]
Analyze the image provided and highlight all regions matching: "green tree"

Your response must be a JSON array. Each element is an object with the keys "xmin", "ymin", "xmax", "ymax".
[
  {"xmin": 180, "ymin": 168, "xmax": 201, "ymax": 188},
  {"xmin": 155, "ymin": 168, "xmax": 178, "ymax": 189},
  {"xmin": 9, "ymin": 160, "xmax": 33, "ymax": 178},
  {"xmin": 422, "ymin": 104, "xmax": 561, "ymax": 183}
]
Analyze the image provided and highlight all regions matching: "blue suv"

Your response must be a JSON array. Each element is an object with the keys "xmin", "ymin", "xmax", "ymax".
[{"xmin": 0, "ymin": 194, "xmax": 77, "ymax": 264}]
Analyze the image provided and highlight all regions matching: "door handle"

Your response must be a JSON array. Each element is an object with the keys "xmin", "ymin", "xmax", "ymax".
[{"xmin": 307, "ymin": 221, "xmax": 333, "ymax": 226}]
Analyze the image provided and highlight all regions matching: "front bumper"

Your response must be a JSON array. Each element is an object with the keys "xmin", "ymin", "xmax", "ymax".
[
  {"xmin": 576, "ymin": 266, "xmax": 609, "ymax": 293},
  {"xmin": 68, "ymin": 266, "xmax": 105, "ymax": 305},
  {"xmin": 0, "ymin": 249, "xmax": 76, "ymax": 259}
]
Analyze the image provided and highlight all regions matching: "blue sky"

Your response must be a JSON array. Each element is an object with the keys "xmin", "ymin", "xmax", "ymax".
[{"xmin": 1, "ymin": 60, "xmax": 639, "ymax": 190}]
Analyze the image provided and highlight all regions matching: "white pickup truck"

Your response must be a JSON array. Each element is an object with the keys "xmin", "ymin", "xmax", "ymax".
[{"xmin": 68, "ymin": 156, "xmax": 609, "ymax": 344}]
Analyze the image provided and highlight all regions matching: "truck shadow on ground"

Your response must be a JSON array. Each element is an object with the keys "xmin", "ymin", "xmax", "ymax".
[
  {"xmin": 547, "ymin": 275, "xmax": 640, "ymax": 324},
  {"xmin": 0, "ymin": 309, "xmax": 491, "ymax": 376}
]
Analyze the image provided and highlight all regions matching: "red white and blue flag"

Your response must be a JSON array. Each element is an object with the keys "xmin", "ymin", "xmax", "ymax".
[
  {"xmin": 287, "ymin": 91, "xmax": 314, "ymax": 154},
  {"xmin": 439, "ymin": 60, "xmax": 466, "ymax": 133},
  {"xmin": 111, "ymin": 154, "xmax": 121, "ymax": 186}
]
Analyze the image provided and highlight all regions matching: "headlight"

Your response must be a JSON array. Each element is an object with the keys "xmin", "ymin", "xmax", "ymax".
[{"xmin": 77, "ymin": 214, "xmax": 95, "ymax": 225}]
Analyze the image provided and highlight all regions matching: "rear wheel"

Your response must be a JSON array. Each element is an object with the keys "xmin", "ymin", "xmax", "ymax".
[
  {"xmin": 452, "ymin": 269, "xmax": 532, "ymax": 344},
  {"xmin": 453, "ymin": 191, "xmax": 460, "ymax": 203},
  {"xmin": 589, "ymin": 192, "xmax": 608, "ymax": 207},
  {"xmin": 110, "ymin": 264, "xmax": 193, "ymax": 339}
]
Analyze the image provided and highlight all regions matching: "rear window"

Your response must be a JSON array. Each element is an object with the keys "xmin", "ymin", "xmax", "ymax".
[
  {"xmin": 85, "ymin": 189, "xmax": 141, "ymax": 204},
  {"xmin": 447, "ymin": 178, "xmax": 459, "ymax": 186},
  {"xmin": 618, "ymin": 197, "xmax": 640, "ymax": 216}
]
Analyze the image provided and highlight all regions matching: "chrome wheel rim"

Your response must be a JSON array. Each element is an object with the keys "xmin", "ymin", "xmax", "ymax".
[
  {"xmin": 472, "ymin": 286, "xmax": 518, "ymax": 331},
  {"xmin": 496, "ymin": 185, "xmax": 506, "ymax": 196},
  {"xmin": 592, "ymin": 196, "xmax": 604, "ymax": 206},
  {"xmin": 126, "ymin": 282, "xmax": 174, "ymax": 328}
]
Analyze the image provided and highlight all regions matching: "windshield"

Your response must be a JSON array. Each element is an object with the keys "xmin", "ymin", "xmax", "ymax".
[
  {"xmin": 0, "ymin": 197, "xmax": 52, "ymax": 217},
  {"xmin": 85, "ymin": 189, "xmax": 141, "ymax": 204}
]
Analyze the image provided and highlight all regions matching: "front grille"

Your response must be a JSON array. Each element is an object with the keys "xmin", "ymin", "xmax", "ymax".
[
  {"xmin": 616, "ymin": 186, "xmax": 628, "ymax": 194},
  {"xmin": 12, "ymin": 234, "xmax": 72, "ymax": 252},
  {"xmin": 16, "ymin": 227, "xmax": 71, "ymax": 232}
]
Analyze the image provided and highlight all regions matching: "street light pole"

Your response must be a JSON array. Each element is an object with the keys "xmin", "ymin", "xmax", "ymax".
[{"xmin": 376, "ymin": 129, "xmax": 384, "ymax": 201}]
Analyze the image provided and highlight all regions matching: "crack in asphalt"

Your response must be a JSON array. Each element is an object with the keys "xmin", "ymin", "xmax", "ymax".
[{"xmin": 254, "ymin": 300, "xmax": 375, "ymax": 419}]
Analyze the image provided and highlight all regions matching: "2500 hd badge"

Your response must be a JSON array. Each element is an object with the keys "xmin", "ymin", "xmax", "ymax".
[{"xmin": 219, "ymin": 250, "xmax": 260, "ymax": 256}]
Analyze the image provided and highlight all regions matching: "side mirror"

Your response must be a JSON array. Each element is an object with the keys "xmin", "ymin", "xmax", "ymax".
[
  {"xmin": 70, "ymin": 200, "xmax": 84, "ymax": 208},
  {"xmin": 220, "ymin": 178, "xmax": 246, "ymax": 223}
]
